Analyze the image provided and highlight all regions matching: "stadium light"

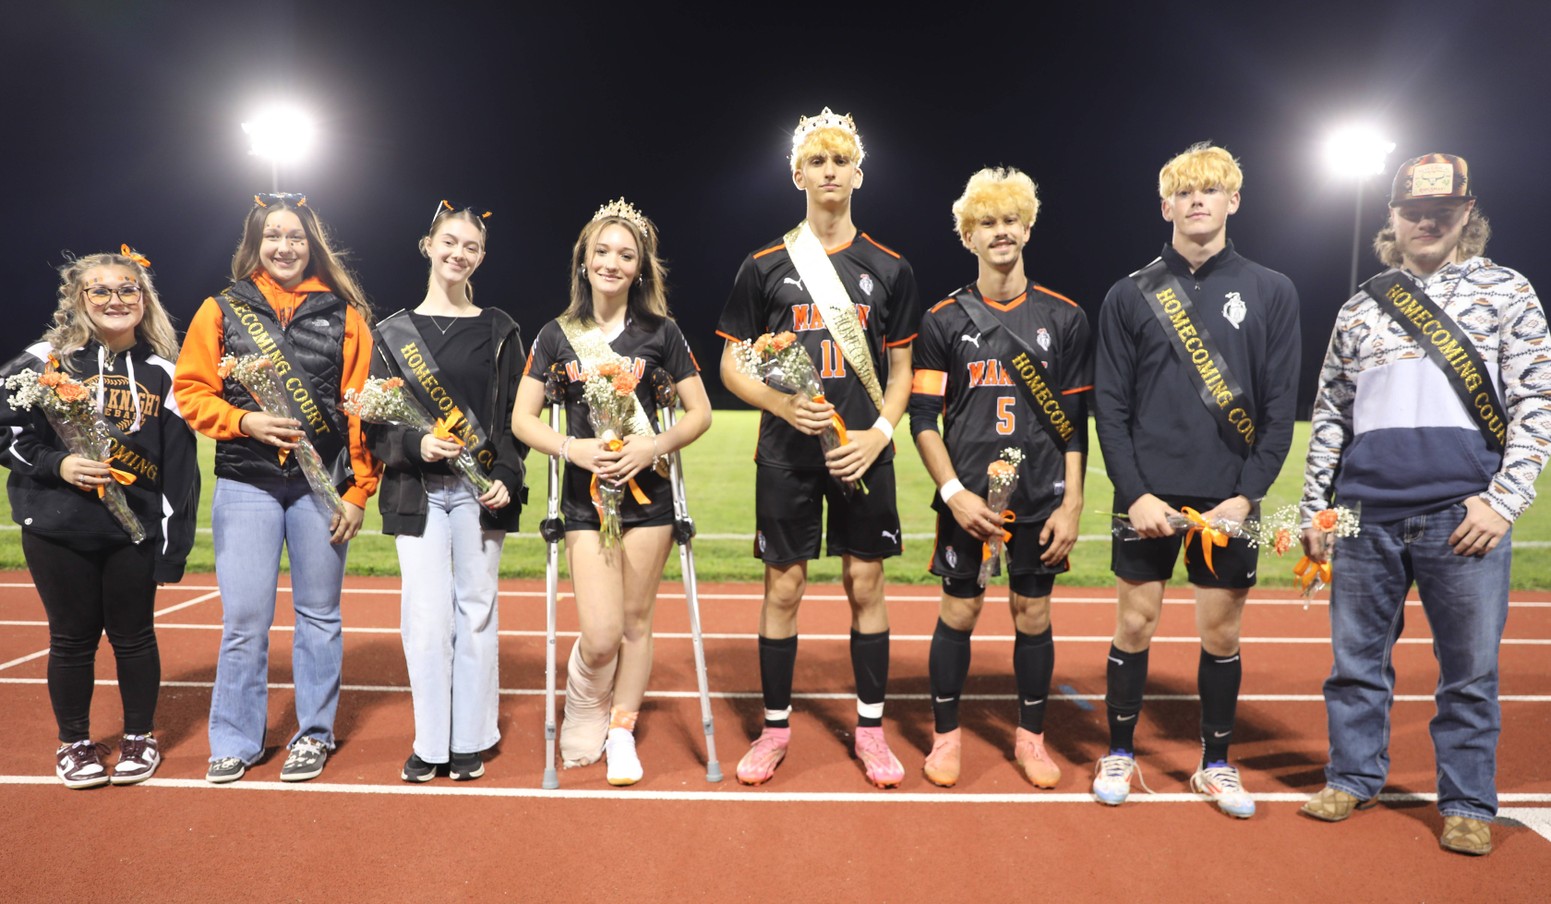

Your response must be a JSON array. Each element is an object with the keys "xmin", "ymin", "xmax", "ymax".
[
  {"xmin": 242, "ymin": 105, "xmax": 316, "ymax": 192},
  {"xmin": 1324, "ymin": 125, "xmax": 1396, "ymax": 296}
]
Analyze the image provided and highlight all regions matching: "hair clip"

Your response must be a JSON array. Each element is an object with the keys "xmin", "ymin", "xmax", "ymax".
[
  {"xmin": 431, "ymin": 199, "xmax": 492, "ymax": 229},
  {"xmin": 119, "ymin": 244, "xmax": 152, "ymax": 269},
  {"xmin": 255, "ymin": 192, "xmax": 308, "ymax": 208}
]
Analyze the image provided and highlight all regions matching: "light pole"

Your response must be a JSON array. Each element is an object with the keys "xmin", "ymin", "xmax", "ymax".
[
  {"xmin": 242, "ymin": 105, "xmax": 316, "ymax": 192},
  {"xmin": 1324, "ymin": 126, "xmax": 1395, "ymax": 297}
]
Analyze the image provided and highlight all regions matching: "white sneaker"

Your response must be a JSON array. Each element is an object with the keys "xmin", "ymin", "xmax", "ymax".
[
  {"xmin": 605, "ymin": 727, "xmax": 643, "ymax": 786},
  {"xmin": 1191, "ymin": 763, "xmax": 1256, "ymax": 818},
  {"xmin": 1092, "ymin": 752, "xmax": 1142, "ymax": 806}
]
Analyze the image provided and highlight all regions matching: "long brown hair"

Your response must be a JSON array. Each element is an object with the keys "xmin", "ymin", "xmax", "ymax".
[
  {"xmin": 229, "ymin": 195, "xmax": 374, "ymax": 324},
  {"xmin": 45, "ymin": 250, "xmax": 180, "ymax": 372},
  {"xmin": 420, "ymin": 204, "xmax": 489, "ymax": 304},
  {"xmin": 562, "ymin": 212, "xmax": 669, "ymax": 330},
  {"xmin": 1372, "ymin": 205, "xmax": 1492, "ymax": 269}
]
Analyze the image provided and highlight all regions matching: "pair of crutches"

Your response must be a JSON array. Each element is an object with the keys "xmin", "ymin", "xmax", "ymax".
[{"xmin": 541, "ymin": 368, "xmax": 722, "ymax": 788}]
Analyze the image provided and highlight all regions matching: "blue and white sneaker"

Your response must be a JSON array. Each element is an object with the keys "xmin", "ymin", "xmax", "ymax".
[
  {"xmin": 1092, "ymin": 752, "xmax": 1138, "ymax": 806},
  {"xmin": 1191, "ymin": 762, "xmax": 1256, "ymax": 819}
]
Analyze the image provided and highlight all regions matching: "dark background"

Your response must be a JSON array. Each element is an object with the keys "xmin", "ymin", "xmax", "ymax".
[{"xmin": 7, "ymin": 0, "xmax": 1549, "ymax": 411}]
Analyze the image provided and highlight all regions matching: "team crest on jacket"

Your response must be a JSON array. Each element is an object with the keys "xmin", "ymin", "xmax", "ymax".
[
  {"xmin": 1222, "ymin": 292, "xmax": 1246, "ymax": 329},
  {"xmin": 858, "ymin": 272, "xmax": 874, "ymax": 297},
  {"xmin": 945, "ymin": 546, "xmax": 958, "ymax": 569},
  {"xmin": 1036, "ymin": 327, "xmax": 1051, "ymax": 351}
]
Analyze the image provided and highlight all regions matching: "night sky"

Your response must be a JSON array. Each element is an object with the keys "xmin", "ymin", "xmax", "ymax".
[{"xmin": 9, "ymin": 0, "xmax": 1550, "ymax": 411}]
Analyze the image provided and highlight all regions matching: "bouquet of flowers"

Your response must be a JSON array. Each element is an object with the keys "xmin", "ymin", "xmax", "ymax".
[
  {"xmin": 581, "ymin": 359, "xmax": 652, "ymax": 549},
  {"xmin": 729, "ymin": 330, "xmax": 866, "ymax": 496},
  {"xmin": 4, "ymin": 365, "xmax": 146, "ymax": 543},
  {"xmin": 343, "ymin": 376, "xmax": 493, "ymax": 502},
  {"xmin": 219, "ymin": 354, "xmax": 344, "ymax": 520},
  {"xmin": 978, "ymin": 448, "xmax": 1024, "ymax": 587},
  {"xmin": 1272, "ymin": 504, "xmax": 1361, "ymax": 605},
  {"xmin": 1104, "ymin": 506, "xmax": 1256, "ymax": 579}
]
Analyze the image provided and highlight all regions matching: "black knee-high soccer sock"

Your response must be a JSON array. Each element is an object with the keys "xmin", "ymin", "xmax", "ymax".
[
  {"xmin": 758, "ymin": 635, "xmax": 798, "ymax": 728},
  {"xmin": 928, "ymin": 619, "xmax": 973, "ymax": 733},
  {"xmin": 1199, "ymin": 646, "xmax": 1242, "ymax": 765},
  {"xmin": 850, "ymin": 629, "xmax": 890, "ymax": 728},
  {"xmin": 1105, "ymin": 644, "xmax": 1149, "ymax": 754},
  {"xmin": 1014, "ymin": 627, "xmax": 1055, "ymax": 734}
]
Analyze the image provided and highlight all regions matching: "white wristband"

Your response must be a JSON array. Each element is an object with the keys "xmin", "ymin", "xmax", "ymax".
[
  {"xmin": 872, "ymin": 416, "xmax": 894, "ymax": 441},
  {"xmin": 939, "ymin": 478, "xmax": 966, "ymax": 504}
]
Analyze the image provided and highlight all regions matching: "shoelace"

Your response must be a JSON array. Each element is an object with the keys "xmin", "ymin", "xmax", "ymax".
[
  {"xmin": 855, "ymin": 732, "xmax": 894, "ymax": 760},
  {"xmin": 1097, "ymin": 755, "xmax": 1156, "ymax": 794},
  {"xmin": 62, "ymin": 741, "xmax": 106, "ymax": 774},
  {"xmin": 1201, "ymin": 765, "xmax": 1243, "ymax": 794}
]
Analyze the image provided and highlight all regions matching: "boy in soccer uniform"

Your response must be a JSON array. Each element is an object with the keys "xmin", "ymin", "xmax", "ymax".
[
  {"xmin": 716, "ymin": 107, "xmax": 922, "ymax": 788},
  {"xmin": 1091, "ymin": 143, "xmax": 1300, "ymax": 817},
  {"xmin": 909, "ymin": 167, "xmax": 1091, "ymax": 788}
]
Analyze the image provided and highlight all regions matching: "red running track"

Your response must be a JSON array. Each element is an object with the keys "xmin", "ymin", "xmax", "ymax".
[{"xmin": 3, "ymin": 571, "xmax": 1549, "ymax": 902}]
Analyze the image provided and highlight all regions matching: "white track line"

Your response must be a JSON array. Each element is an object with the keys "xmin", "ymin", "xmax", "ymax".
[
  {"xmin": 1499, "ymin": 808, "xmax": 1551, "ymax": 844},
  {"xmin": 0, "ymin": 775, "xmax": 1548, "ymax": 805},
  {"xmin": 0, "ymin": 589, "xmax": 219, "ymax": 673}
]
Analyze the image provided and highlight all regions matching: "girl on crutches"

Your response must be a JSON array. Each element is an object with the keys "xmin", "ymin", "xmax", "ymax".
[{"xmin": 512, "ymin": 199, "xmax": 710, "ymax": 785}]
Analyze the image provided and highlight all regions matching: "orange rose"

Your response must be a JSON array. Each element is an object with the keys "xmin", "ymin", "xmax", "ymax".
[
  {"xmin": 383, "ymin": 377, "xmax": 405, "ymax": 390},
  {"xmin": 987, "ymin": 460, "xmax": 1015, "ymax": 478},
  {"xmin": 613, "ymin": 373, "xmax": 638, "ymax": 394},
  {"xmin": 1273, "ymin": 528, "xmax": 1293, "ymax": 555},
  {"xmin": 1313, "ymin": 509, "xmax": 1339, "ymax": 532},
  {"xmin": 38, "ymin": 372, "xmax": 62, "ymax": 387},
  {"xmin": 597, "ymin": 362, "xmax": 621, "ymax": 378},
  {"xmin": 56, "ymin": 383, "xmax": 88, "ymax": 403},
  {"xmin": 752, "ymin": 335, "xmax": 770, "ymax": 355},
  {"xmin": 216, "ymin": 359, "xmax": 234, "ymax": 379},
  {"xmin": 771, "ymin": 331, "xmax": 796, "ymax": 352}
]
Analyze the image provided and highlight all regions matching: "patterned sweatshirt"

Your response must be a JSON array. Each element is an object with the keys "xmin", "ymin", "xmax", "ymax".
[{"xmin": 1301, "ymin": 256, "xmax": 1551, "ymax": 525}]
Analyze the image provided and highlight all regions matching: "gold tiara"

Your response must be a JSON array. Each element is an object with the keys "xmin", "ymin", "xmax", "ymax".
[
  {"xmin": 592, "ymin": 197, "xmax": 649, "ymax": 234},
  {"xmin": 791, "ymin": 106, "xmax": 862, "ymax": 157}
]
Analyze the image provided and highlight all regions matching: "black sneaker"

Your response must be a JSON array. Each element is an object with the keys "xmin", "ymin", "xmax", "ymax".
[
  {"xmin": 401, "ymin": 753, "xmax": 437, "ymax": 783},
  {"xmin": 206, "ymin": 756, "xmax": 247, "ymax": 784},
  {"xmin": 111, "ymin": 734, "xmax": 161, "ymax": 785},
  {"xmin": 280, "ymin": 737, "xmax": 329, "ymax": 782},
  {"xmin": 449, "ymin": 751, "xmax": 485, "ymax": 781},
  {"xmin": 56, "ymin": 740, "xmax": 111, "ymax": 789}
]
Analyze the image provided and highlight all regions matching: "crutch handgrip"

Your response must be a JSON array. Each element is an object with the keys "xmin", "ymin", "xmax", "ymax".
[
  {"xmin": 540, "ymin": 516, "xmax": 566, "ymax": 543},
  {"xmin": 674, "ymin": 516, "xmax": 696, "ymax": 544}
]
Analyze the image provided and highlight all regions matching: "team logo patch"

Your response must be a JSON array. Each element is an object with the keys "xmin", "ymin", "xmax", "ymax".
[
  {"xmin": 1036, "ymin": 327, "xmax": 1051, "ymax": 351},
  {"xmin": 1222, "ymin": 291, "xmax": 1246, "ymax": 330},
  {"xmin": 945, "ymin": 546, "xmax": 958, "ymax": 569},
  {"xmin": 782, "ymin": 276, "xmax": 806, "ymax": 294},
  {"xmin": 960, "ymin": 332, "xmax": 982, "ymax": 348},
  {"xmin": 858, "ymin": 272, "xmax": 874, "ymax": 296}
]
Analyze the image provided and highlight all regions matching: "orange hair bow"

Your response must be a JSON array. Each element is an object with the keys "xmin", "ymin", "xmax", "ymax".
[{"xmin": 119, "ymin": 244, "xmax": 151, "ymax": 269}]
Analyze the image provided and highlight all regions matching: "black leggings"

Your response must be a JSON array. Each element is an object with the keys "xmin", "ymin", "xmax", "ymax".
[{"xmin": 22, "ymin": 531, "xmax": 160, "ymax": 742}]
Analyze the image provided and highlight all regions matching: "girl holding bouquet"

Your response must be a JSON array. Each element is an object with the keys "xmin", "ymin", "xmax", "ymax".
[
  {"xmin": 512, "ymin": 199, "xmax": 710, "ymax": 785},
  {"xmin": 365, "ymin": 202, "xmax": 524, "ymax": 782},
  {"xmin": 174, "ymin": 193, "xmax": 379, "ymax": 784},
  {"xmin": 0, "ymin": 249, "xmax": 199, "ymax": 788}
]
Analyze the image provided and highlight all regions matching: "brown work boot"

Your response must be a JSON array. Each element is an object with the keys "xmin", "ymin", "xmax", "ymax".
[
  {"xmin": 1439, "ymin": 816, "xmax": 1492, "ymax": 856},
  {"xmin": 1300, "ymin": 785, "xmax": 1374, "ymax": 822}
]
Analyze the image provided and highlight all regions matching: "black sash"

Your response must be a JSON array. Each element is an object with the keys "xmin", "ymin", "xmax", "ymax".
[
  {"xmin": 214, "ymin": 292, "xmax": 350, "ymax": 483},
  {"xmin": 376, "ymin": 313, "xmax": 496, "ymax": 474},
  {"xmin": 1131, "ymin": 260, "xmax": 1256, "ymax": 453},
  {"xmin": 955, "ymin": 288, "xmax": 1079, "ymax": 450},
  {"xmin": 1362, "ymin": 269, "xmax": 1507, "ymax": 451}
]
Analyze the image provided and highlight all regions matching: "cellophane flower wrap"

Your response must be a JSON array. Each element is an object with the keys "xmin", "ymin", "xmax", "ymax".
[
  {"xmin": 580, "ymin": 359, "xmax": 648, "ymax": 549},
  {"xmin": 728, "ymin": 330, "xmax": 866, "ymax": 496},
  {"xmin": 4, "ymin": 366, "xmax": 146, "ymax": 543},
  {"xmin": 343, "ymin": 376, "xmax": 492, "ymax": 501},
  {"xmin": 1286, "ymin": 504, "xmax": 1361, "ymax": 605},
  {"xmin": 978, "ymin": 448, "xmax": 1024, "ymax": 587},
  {"xmin": 219, "ymin": 354, "xmax": 344, "ymax": 520}
]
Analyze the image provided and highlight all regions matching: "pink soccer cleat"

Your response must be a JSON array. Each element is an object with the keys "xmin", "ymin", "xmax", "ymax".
[
  {"xmin": 736, "ymin": 727, "xmax": 791, "ymax": 785},
  {"xmin": 854, "ymin": 726, "xmax": 905, "ymax": 788}
]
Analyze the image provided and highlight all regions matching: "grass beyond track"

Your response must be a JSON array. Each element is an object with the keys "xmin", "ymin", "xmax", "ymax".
[{"xmin": 4, "ymin": 410, "xmax": 1550, "ymax": 587}]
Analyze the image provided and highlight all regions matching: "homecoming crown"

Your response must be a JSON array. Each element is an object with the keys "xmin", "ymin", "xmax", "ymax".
[
  {"xmin": 791, "ymin": 106, "xmax": 864, "ymax": 161},
  {"xmin": 592, "ymin": 197, "xmax": 650, "ymax": 234}
]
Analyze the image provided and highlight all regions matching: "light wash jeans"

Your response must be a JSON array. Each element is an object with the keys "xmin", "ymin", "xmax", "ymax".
[
  {"xmin": 208, "ymin": 476, "xmax": 348, "ymax": 764},
  {"xmin": 1322, "ymin": 502, "xmax": 1512, "ymax": 821},
  {"xmin": 397, "ymin": 473, "xmax": 505, "ymax": 761}
]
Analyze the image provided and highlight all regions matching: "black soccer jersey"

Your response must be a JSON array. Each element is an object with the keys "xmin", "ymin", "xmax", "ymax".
[
  {"xmin": 909, "ymin": 281, "xmax": 1093, "ymax": 522},
  {"xmin": 716, "ymin": 232, "xmax": 923, "ymax": 470},
  {"xmin": 522, "ymin": 316, "xmax": 699, "ymax": 522}
]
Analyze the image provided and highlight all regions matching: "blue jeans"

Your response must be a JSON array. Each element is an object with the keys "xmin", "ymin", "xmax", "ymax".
[
  {"xmin": 208, "ymin": 476, "xmax": 348, "ymax": 764},
  {"xmin": 1322, "ymin": 502, "xmax": 1511, "ymax": 821},
  {"xmin": 396, "ymin": 474, "xmax": 505, "ymax": 761}
]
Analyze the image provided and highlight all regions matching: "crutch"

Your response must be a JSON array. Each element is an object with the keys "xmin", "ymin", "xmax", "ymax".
[
  {"xmin": 541, "ymin": 370, "xmax": 567, "ymax": 790},
  {"xmin": 651, "ymin": 369, "xmax": 723, "ymax": 782}
]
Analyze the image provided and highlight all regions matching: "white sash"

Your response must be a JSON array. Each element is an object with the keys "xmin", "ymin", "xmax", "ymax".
[
  {"xmin": 557, "ymin": 316, "xmax": 659, "ymax": 445},
  {"xmin": 783, "ymin": 221, "xmax": 885, "ymax": 414}
]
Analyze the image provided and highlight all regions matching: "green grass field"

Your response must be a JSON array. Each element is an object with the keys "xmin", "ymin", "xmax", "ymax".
[{"xmin": 5, "ymin": 410, "xmax": 1550, "ymax": 588}]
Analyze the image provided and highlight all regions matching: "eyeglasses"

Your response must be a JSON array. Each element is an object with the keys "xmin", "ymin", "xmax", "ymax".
[
  {"xmin": 82, "ymin": 285, "xmax": 143, "ymax": 306},
  {"xmin": 254, "ymin": 192, "xmax": 307, "ymax": 208}
]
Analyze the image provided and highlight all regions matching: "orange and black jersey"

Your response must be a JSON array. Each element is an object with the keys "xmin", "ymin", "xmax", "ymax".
[
  {"xmin": 716, "ymin": 232, "xmax": 922, "ymax": 470},
  {"xmin": 908, "ymin": 281, "xmax": 1093, "ymax": 522}
]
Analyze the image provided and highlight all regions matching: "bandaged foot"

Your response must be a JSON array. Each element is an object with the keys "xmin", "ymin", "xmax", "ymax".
[{"xmin": 561, "ymin": 640, "xmax": 616, "ymax": 768}]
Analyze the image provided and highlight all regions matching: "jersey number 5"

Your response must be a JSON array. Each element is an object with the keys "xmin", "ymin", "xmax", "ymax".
[
  {"xmin": 819, "ymin": 340, "xmax": 848, "ymax": 379},
  {"xmin": 996, "ymin": 396, "xmax": 1015, "ymax": 435}
]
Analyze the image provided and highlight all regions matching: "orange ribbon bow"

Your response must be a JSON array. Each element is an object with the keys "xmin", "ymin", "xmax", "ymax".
[
  {"xmin": 433, "ymin": 410, "xmax": 467, "ymax": 445},
  {"xmin": 1293, "ymin": 555, "xmax": 1332, "ymax": 593},
  {"xmin": 119, "ymin": 244, "xmax": 151, "ymax": 268},
  {"xmin": 981, "ymin": 511, "xmax": 1016, "ymax": 564},
  {"xmin": 94, "ymin": 462, "xmax": 137, "ymax": 497},
  {"xmin": 1180, "ymin": 506, "xmax": 1229, "ymax": 578}
]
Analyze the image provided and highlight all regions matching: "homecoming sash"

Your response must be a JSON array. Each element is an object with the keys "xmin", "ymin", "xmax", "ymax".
[
  {"xmin": 376, "ymin": 313, "xmax": 497, "ymax": 473},
  {"xmin": 1131, "ymin": 259, "xmax": 1256, "ymax": 454},
  {"xmin": 557, "ymin": 316, "xmax": 668, "ymax": 477},
  {"xmin": 783, "ymin": 221, "xmax": 886, "ymax": 414},
  {"xmin": 214, "ymin": 291, "xmax": 350, "ymax": 483},
  {"xmin": 954, "ymin": 289, "xmax": 1079, "ymax": 450},
  {"xmin": 1362, "ymin": 269, "xmax": 1507, "ymax": 451}
]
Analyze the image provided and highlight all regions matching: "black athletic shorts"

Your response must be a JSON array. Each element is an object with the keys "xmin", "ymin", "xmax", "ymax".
[
  {"xmin": 753, "ymin": 461, "xmax": 901, "ymax": 564},
  {"xmin": 1110, "ymin": 493, "xmax": 1259, "ymax": 588},
  {"xmin": 930, "ymin": 510, "xmax": 1065, "ymax": 597},
  {"xmin": 561, "ymin": 464, "xmax": 675, "ymax": 531}
]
